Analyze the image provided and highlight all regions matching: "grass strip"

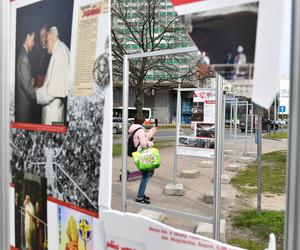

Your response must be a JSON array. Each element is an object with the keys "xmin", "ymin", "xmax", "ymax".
[
  {"xmin": 228, "ymin": 210, "xmax": 284, "ymax": 250},
  {"xmin": 262, "ymin": 132, "xmax": 288, "ymax": 140},
  {"xmin": 232, "ymin": 151, "xmax": 286, "ymax": 194}
]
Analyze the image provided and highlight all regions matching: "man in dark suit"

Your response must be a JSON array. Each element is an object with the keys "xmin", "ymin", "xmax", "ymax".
[
  {"xmin": 31, "ymin": 26, "xmax": 51, "ymax": 123},
  {"xmin": 15, "ymin": 32, "xmax": 36, "ymax": 123}
]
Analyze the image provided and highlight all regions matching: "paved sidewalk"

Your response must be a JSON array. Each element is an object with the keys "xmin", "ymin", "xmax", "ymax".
[{"xmin": 111, "ymin": 136, "xmax": 288, "ymax": 234}]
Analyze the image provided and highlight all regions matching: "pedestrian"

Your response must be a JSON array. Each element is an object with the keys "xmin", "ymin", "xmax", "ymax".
[
  {"xmin": 128, "ymin": 114, "xmax": 158, "ymax": 204},
  {"xmin": 224, "ymin": 53, "xmax": 234, "ymax": 79},
  {"xmin": 198, "ymin": 51, "xmax": 210, "ymax": 65},
  {"xmin": 234, "ymin": 45, "xmax": 247, "ymax": 77}
]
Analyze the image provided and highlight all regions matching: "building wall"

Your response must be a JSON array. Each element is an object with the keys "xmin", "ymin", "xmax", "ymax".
[
  {"xmin": 113, "ymin": 87, "xmax": 155, "ymax": 108},
  {"xmin": 154, "ymin": 89, "xmax": 173, "ymax": 124},
  {"xmin": 113, "ymin": 87, "xmax": 201, "ymax": 124},
  {"xmin": 113, "ymin": 87, "xmax": 176, "ymax": 123}
]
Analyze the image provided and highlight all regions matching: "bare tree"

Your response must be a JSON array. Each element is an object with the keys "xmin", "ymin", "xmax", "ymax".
[{"xmin": 112, "ymin": 0, "xmax": 199, "ymax": 116}]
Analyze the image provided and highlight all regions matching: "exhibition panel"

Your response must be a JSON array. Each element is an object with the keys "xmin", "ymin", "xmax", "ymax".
[{"xmin": 6, "ymin": 0, "xmax": 112, "ymax": 249}]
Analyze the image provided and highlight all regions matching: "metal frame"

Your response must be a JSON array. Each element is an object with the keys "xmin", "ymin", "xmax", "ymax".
[
  {"xmin": 1, "ymin": 0, "xmax": 10, "ymax": 249},
  {"xmin": 235, "ymin": 102, "xmax": 254, "ymax": 154},
  {"xmin": 173, "ymin": 87, "xmax": 217, "ymax": 183},
  {"xmin": 227, "ymin": 100, "xmax": 254, "ymax": 156},
  {"xmin": 213, "ymin": 74, "xmax": 224, "ymax": 240},
  {"xmin": 285, "ymin": 0, "xmax": 300, "ymax": 248},
  {"xmin": 121, "ymin": 46, "xmax": 224, "ymax": 240},
  {"xmin": 173, "ymin": 84, "xmax": 181, "ymax": 185}
]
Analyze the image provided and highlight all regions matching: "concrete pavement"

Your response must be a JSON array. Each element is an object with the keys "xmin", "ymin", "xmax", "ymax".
[{"xmin": 111, "ymin": 135, "xmax": 288, "ymax": 236}]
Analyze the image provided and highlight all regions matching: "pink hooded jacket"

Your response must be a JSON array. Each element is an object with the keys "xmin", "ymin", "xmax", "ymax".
[{"xmin": 128, "ymin": 124, "xmax": 157, "ymax": 149}]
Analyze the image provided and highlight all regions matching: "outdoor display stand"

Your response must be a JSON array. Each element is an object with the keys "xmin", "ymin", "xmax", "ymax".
[
  {"xmin": 168, "ymin": 87, "xmax": 217, "ymax": 195},
  {"xmin": 176, "ymin": 87, "xmax": 216, "ymax": 159},
  {"xmin": 227, "ymin": 100, "xmax": 255, "ymax": 165},
  {"xmin": 172, "ymin": 86, "xmax": 224, "ymax": 180},
  {"xmin": 121, "ymin": 47, "xmax": 225, "ymax": 240},
  {"xmin": 235, "ymin": 101, "xmax": 254, "ymax": 155}
]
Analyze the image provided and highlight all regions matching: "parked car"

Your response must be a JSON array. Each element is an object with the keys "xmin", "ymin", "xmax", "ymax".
[
  {"xmin": 240, "ymin": 115, "xmax": 278, "ymax": 132},
  {"xmin": 113, "ymin": 117, "xmax": 122, "ymax": 134},
  {"xmin": 274, "ymin": 120, "xmax": 287, "ymax": 125},
  {"xmin": 179, "ymin": 137, "xmax": 189, "ymax": 145},
  {"xmin": 225, "ymin": 119, "xmax": 240, "ymax": 127},
  {"xmin": 225, "ymin": 119, "xmax": 233, "ymax": 126},
  {"xmin": 262, "ymin": 118, "xmax": 278, "ymax": 132},
  {"xmin": 239, "ymin": 115, "xmax": 254, "ymax": 132}
]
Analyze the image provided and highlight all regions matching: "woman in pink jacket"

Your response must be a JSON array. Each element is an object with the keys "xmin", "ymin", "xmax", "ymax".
[{"xmin": 128, "ymin": 115, "xmax": 158, "ymax": 204}]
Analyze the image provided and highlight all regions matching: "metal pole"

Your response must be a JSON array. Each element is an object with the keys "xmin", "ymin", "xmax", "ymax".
[
  {"xmin": 233, "ymin": 98, "xmax": 238, "ymax": 165},
  {"xmin": 257, "ymin": 114, "xmax": 262, "ymax": 214},
  {"xmin": 213, "ymin": 74, "xmax": 224, "ymax": 240},
  {"xmin": 0, "ymin": 2, "xmax": 4, "ymax": 245},
  {"xmin": 121, "ymin": 55, "xmax": 129, "ymax": 212},
  {"xmin": 173, "ymin": 84, "xmax": 181, "ymax": 185},
  {"xmin": 250, "ymin": 104, "xmax": 254, "ymax": 138},
  {"xmin": 245, "ymin": 101, "xmax": 249, "ymax": 154},
  {"xmin": 1, "ymin": 1, "xmax": 10, "ymax": 249},
  {"xmin": 229, "ymin": 102, "xmax": 233, "ymax": 151},
  {"xmin": 278, "ymin": 92, "xmax": 283, "ymax": 133},
  {"xmin": 221, "ymin": 95, "xmax": 226, "ymax": 174},
  {"xmin": 250, "ymin": 104, "xmax": 254, "ymax": 153},
  {"xmin": 285, "ymin": 0, "xmax": 300, "ymax": 248},
  {"xmin": 274, "ymin": 95, "xmax": 277, "ymax": 121}
]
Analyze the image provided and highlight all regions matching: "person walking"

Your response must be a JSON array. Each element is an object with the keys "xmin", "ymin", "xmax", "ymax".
[{"xmin": 128, "ymin": 115, "xmax": 158, "ymax": 204}]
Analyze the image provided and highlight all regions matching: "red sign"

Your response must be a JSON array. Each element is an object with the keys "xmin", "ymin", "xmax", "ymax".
[
  {"xmin": 170, "ymin": 0, "xmax": 205, "ymax": 6},
  {"xmin": 10, "ymin": 122, "xmax": 68, "ymax": 133}
]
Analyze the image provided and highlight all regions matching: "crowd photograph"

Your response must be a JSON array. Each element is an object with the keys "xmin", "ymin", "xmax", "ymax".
[{"xmin": 11, "ymin": 86, "xmax": 106, "ymax": 212}]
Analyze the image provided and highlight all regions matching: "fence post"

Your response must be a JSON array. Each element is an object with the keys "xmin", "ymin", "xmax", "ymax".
[{"xmin": 213, "ymin": 74, "xmax": 224, "ymax": 240}]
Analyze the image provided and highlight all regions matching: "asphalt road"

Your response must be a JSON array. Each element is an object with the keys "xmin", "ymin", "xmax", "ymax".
[{"xmin": 113, "ymin": 127, "xmax": 258, "ymax": 144}]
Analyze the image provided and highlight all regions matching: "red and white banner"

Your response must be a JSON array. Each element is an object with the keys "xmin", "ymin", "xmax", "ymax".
[
  {"xmin": 103, "ymin": 210, "xmax": 245, "ymax": 250},
  {"xmin": 170, "ymin": 0, "xmax": 257, "ymax": 16}
]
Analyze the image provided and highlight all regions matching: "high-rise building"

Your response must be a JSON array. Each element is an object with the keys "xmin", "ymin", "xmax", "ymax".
[{"xmin": 112, "ymin": 0, "xmax": 199, "ymax": 123}]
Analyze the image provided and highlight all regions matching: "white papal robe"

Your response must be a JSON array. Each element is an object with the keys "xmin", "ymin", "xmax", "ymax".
[
  {"xmin": 24, "ymin": 201, "xmax": 35, "ymax": 249},
  {"xmin": 36, "ymin": 39, "xmax": 70, "ymax": 125}
]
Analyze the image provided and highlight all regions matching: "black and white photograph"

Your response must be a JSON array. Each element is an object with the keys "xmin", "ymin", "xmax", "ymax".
[
  {"xmin": 178, "ymin": 136, "xmax": 214, "ymax": 149},
  {"xmin": 11, "ymin": 85, "xmax": 105, "ymax": 212},
  {"xmin": 13, "ymin": 0, "xmax": 74, "ymax": 127},
  {"xmin": 191, "ymin": 102, "xmax": 204, "ymax": 122},
  {"xmin": 195, "ymin": 123, "xmax": 215, "ymax": 138}
]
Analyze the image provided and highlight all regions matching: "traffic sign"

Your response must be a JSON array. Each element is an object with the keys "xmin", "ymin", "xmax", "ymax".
[{"xmin": 279, "ymin": 106, "xmax": 286, "ymax": 113}]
